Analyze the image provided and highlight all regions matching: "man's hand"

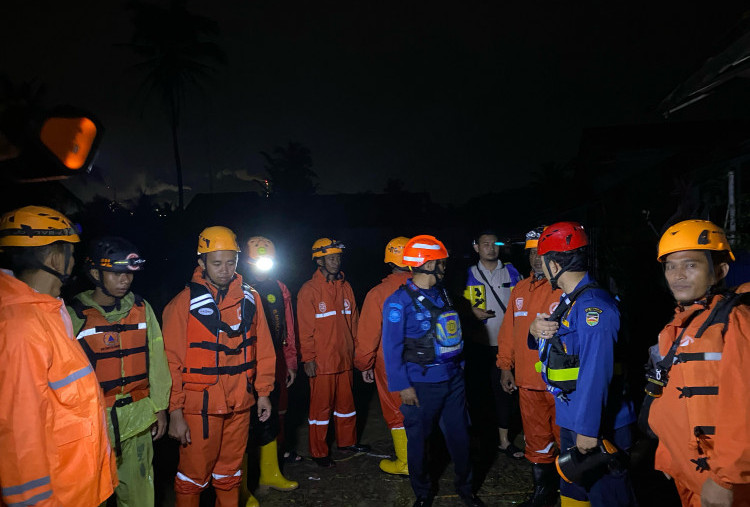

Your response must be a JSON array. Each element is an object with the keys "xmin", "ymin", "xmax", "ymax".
[
  {"xmin": 362, "ymin": 369, "xmax": 375, "ymax": 383},
  {"xmin": 500, "ymin": 369, "xmax": 517, "ymax": 394},
  {"xmin": 304, "ymin": 360, "xmax": 317, "ymax": 378},
  {"xmin": 400, "ymin": 387, "xmax": 419, "ymax": 406},
  {"xmin": 286, "ymin": 368, "xmax": 297, "ymax": 387},
  {"xmin": 576, "ymin": 434, "xmax": 599, "ymax": 454},
  {"xmin": 168, "ymin": 408, "xmax": 191, "ymax": 446},
  {"xmin": 151, "ymin": 410, "xmax": 168, "ymax": 440},
  {"xmin": 257, "ymin": 396, "xmax": 272, "ymax": 422},
  {"xmin": 471, "ymin": 307, "xmax": 496, "ymax": 320},
  {"xmin": 529, "ymin": 313, "xmax": 559, "ymax": 341},
  {"xmin": 701, "ymin": 477, "xmax": 733, "ymax": 507}
]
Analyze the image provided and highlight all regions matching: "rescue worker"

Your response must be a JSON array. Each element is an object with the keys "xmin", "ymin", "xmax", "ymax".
[
  {"xmin": 0, "ymin": 205, "xmax": 117, "ymax": 506},
  {"xmin": 382, "ymin": 235, "xmax": 486, "ymax": 507},
  {"xmin": 646, "ymin": 220, "xmax": 750, "ymax": 506},
  {"xmin": 298, "ymin": 237, "xmax": 369, "ymax": 467},
  {"xmin": 163, "ymin": 226, "xmax": 276, "ymax": 507},
  {"xmin": 240, "ymin": 236, "xmax": 298, "ymax": 507},
  {"xmin": 464, "ymin": 230, "xmax": 523, "ymax": 458},
  {"xmin": 68, "ymin": 236, "xmax": 171, "ymax": 507},
  {"xmin": 497, "ymin": 227, "xmax": 562, "ymax": 507},
  {"xmin": 530, "ymin": 222, "xmax": 636, "ymax": 507},
  {"xmin": 354, "ymin": 236, "xmax": 412, "ymax": 475}
]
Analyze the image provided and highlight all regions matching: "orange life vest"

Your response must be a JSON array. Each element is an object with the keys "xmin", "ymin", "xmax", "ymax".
[
  {"xmin": 72, "ymin": 296, "xmax": 149, "ymax": 407},
  {"xmin": 183, "ymin": 282, "xmax": 257, "ymax": 389}
]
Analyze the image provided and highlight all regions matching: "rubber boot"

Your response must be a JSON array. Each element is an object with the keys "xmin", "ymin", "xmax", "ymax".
[
  {"xmin": 175, "ymin": 492, "xmax": 201, "ymax": 507},
  {"xmin": 379, "ymin": 428, "xmax": 409, "ymax": 475},
  {"xmin": 519, "ymin": 462, "xmax": 559, "ymax": 507},
  {"xmin": 258, "ymin": 440, "xmax": 298, "ymax": 491},
  {"xmin": 560, "ymin": 497, "xmax": 591, "ymax": 507},
  {"xmin": 214, "ymin": 487, "xmax": 239, "ymax": 507},
  {"xmin": 239, "ymin": 454, "xmax": 260, "ymax": 507}
]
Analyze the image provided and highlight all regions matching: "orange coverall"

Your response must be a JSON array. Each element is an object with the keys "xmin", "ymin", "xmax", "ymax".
[
  {"xmin": 163, "ymin": 268, "xmax": 276, "ymax": 503},
  {"xmin": 354, "ymin": 271, "xmax": 411, "ymax": 429},
  {"xmin": 496, "ymin": 274, "xmax": 562, "ymax": 464},
  {"xmin": 297, "ymin": 269, "xmax": 360, "ymax": 457},
  {"xmin": 0, "ymin": 270, "xmax": 117, "ymax": 507},
  {"xmin": 649, "ymin": 294, "xmax": 750, "ymax": 506}
]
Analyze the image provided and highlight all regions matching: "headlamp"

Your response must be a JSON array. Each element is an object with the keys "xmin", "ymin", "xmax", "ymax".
[{"xmin": 255, "ymin": 256, "xmax": 274, "ymax": 272}]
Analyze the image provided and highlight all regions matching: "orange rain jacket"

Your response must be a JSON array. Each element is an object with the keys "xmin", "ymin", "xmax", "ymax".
[
  {"xmin": 354, "ymin": 271, "xmax": 411, "ymax": 372},
  {"xmin": 649, "ymin": 293, "xmax": 750, "ymax": 495},
  {"xmin": 297, "ymin": 269, "xmax": 359, "ymax": 374},
  {"xmin": 496, "ymin": 273, "xmax": 563, "ymax": 390},
  {"xmin": 0, "ymin": 270, "xmax": 116, "ymax": 507},
  {"xmin": 163, "ymin": 267, "xmax": 276, "ymax": 415}
]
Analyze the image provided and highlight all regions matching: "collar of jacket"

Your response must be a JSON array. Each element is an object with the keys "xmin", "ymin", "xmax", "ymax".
[
  {"xmin": 312, "ymin": 268, "xmax": 346, "ymax": 285},
  {"xmin": 74, "ymin": 290, "xmax": 135, "ymax": 320}
]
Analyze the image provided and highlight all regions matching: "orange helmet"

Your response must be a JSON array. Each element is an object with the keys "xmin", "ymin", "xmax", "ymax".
[
  {"xmin": 657, "ymin": 220, "xmax": 734, "ymax": 262},
  {"xmin": 525, "ymin": 227, "xmax": 545, "ymax": 249},
  {"xmin": 384, "ymin": 236, "xmax": 409, "ymax": 267},
  {"xmin": 0, "ymin": 205, "xmax": 80, "ymax": 247},
  {"xmin": 197, "ymin": 226, "xmax": 240, "ymax": 255},
  {"xmin": 402, "ymin": 235, "xmax": 448, "ymax": 267},
  {"xmin": 312, "ymin": 238, "xmax": 345, "ymax": 259}
]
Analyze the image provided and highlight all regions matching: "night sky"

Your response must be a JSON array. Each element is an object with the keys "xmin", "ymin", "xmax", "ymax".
[{"xmin": 3, "ymin": 1, "xmax": 749, "ymax": 205}]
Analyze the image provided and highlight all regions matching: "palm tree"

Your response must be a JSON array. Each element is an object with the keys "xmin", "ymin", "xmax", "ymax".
[{"xmin": 124, "ymin": 0, "xmax": 225, "ymax": 210}]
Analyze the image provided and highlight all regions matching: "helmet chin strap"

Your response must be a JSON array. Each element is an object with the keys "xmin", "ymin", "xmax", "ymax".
[
  {"xmin": 544, "ymin": 257, "xmax": 564, "ymax": 291},
  {"xmin": 36, "ymin": 245, "xmax": 74, "ymax": 285},
  {"xmin": 88, "ymin": 268, "xmax": 124, "ymax": 309}
]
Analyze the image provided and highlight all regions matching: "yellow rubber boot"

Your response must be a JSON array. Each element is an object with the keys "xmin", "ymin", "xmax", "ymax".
[
  {"xmin": 379, "ymin": 428, "xmax": 409, "ymax": 475},
  {"xmin": 560, "ymin": 496, "xmax": 591, "ymax": 507},
  {"xmin": 239, "ymin": 454, "xmax": 260, "ymax": 507},
  {"xmin": 258, "ymin": 440, "xmax": 299, "ymax": 491}
]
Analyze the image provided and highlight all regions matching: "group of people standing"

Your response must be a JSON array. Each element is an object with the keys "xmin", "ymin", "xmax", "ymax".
[{"xmin": 0, "ymin": 203, "xmax": 748, "ymax": 507}]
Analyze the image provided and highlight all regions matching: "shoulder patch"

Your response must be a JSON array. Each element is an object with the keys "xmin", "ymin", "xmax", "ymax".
[
  {"xmin": 388, "ymin": 303, "xmax": 403, "ymax": 323},
  {"xmin": 585, "ymin": 307, "xmax": 602, "ymax": 326}
]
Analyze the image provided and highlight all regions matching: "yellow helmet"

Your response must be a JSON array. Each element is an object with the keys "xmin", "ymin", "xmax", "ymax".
[
  {"xmin": 384, "ymin": 236, "xmax": 409, "ymax": 267},
  {"xmin": 312, "ymin": 238, "xmax": 345, "ymax": 259},
  {"xmin": 657, "ymin": 219, "xmax": 734, "ymax": 262},
  {"xmin": 197, "ymin": 226, "xmax": 240, "ymax": 255},
  {"xmin": 0, "ymin": 205, "xmax": 80, "ymax": 247}
]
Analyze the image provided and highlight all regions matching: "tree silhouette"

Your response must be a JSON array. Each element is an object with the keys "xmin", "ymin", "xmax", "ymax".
[
  {"xmin": 124, "ymin": 0, "xmax": 225, "ymax": 210},
  {"xmin": 260, "ymin": 142, "xmax": 318, "ymax": 196}
]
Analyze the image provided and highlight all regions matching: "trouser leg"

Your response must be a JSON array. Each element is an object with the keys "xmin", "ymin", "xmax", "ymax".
[
  {"xmin": 519, "ymin": 388, "xmax": 558, "ymax": 464},
  {"xmin": 175, "ymin": 413, "xmax": 223, "ymax": 497},
  {"xmin": 438, "ymin": 374, "xmax": 473, "ymax": 497},
  {"xmin": 374, "ymin": 360, "xmax": 404, "ymax": 429},
  {"xmin": 114, "ymin": 428, "xmax": 155, "ymax": 507},
  {"xmin": 308, "ymin": 373, "xmax": 334, "ymax": 458},
  {"xmin": 403, "ymin": 381, "xmax": 444, "ymax": 499},
  {"xmin": 333, "ymin": 370, "xmax": 357, "ymax": 448},
  {"xmin": 212, "ymin": 409, "xmax": 251, "ymax": 493}
]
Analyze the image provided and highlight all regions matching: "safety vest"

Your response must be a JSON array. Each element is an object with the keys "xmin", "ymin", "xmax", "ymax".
[
  {"xmin": 183, "ymin": 282, "xmax": 257, "ymax": 388},
  {"xmin": 72, "ymin": 296, "xmax": 149, "ymax": 407},
  {"xmin": 252, "ymin": 278, "xmax": 287, "ymax": 350},
  {"xmin": 402, "ymin": 281, "xmax": 463, "ymax": 365}
]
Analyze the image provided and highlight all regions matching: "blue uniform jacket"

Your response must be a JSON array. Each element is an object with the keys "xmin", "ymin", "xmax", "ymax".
[
  {"xmin": 548, "ymin": 273, "xmax": 635, "ymax": 438},
  {"xmin": 382, "ymin": 280, "xmax": 462, "ymax": 392}
]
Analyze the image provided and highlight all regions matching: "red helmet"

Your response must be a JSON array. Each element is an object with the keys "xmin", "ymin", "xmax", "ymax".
[
  {"xmin": 402, "ymin": 235, "xmax": 448, "ymax": 267},
  {"xmin": 537, "ymin": 222, "xmax": 588, "ymax": 255}
]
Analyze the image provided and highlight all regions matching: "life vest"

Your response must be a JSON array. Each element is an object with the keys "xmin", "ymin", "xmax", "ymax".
[
  {"xmin": 72, "ymin": 295, "xmax": 149, "ymax": 407},
  {"xmin": 183, "ymin": 282, "xmax": 257, "ymax": 389},
  {"xmin": 402, "ymin": 281, "xmax": 463, "ymax": 365},
  {"xmin": 251, "ymin": 278, "xmax": 287, "ymax": 350}
]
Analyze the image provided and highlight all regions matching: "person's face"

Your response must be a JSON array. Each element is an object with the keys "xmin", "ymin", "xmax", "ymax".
[
  {"xmin": 199, "ymin": 250, "xmax": 238, "ymax": 289},
  {"xmin": 528, "ymin": 248, "xmax": 543, "ymax": 274},
  {"xmin": 540, "ymin": 255, "xmax": 557, "ymax": 282},
  {"xmin": 421, "ymin": 259, "xmax": 447, "ymax": 283},
  {"xmin": 98, "ymin": 270, "xmax": 134, "ymax": 298},
  {"xmin": 318, "ymin": 253, "xmax": 341, "ymax": 275},
  {"xmin": 48, "ymin": 243, "xmax": 75, "ymax": 297},
  {"xmin": 663, "ymin": 250, "xmax": 727, "ymax": 304},
  {"xmin": 474, "ymin": 235, "xmax": 499, "ymax": 262}
]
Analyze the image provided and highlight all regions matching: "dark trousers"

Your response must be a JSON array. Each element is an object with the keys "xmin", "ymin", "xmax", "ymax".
[
  {"xmin": 401, "ymin": 372, "xmax": 473, "ymax": 499},
  {"xmin": 559, "ymin": 426, "xmax": 637, "ymax": 506}
]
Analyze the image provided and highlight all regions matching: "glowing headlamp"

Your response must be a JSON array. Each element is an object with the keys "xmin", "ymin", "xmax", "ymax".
[{"xmin": 255, "ymin": 256, "xmax": 274, "ymax": 272}]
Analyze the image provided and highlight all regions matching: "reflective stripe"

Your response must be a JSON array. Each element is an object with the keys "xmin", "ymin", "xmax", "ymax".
[
  {"xmin": 190, "ymin": 299, "xmax": 213, "ymax": 311},
  {"xmin": 514, "ymin": 311, "xmax": 528, "ymax": 317},
  {"xmin": 333, "ymin": 410, "xmax": 356, "ymax": 418},
  {"xmin": 535, "ymin": 442, "xmax": 555, "ymax": 454},
  {"xmin": 546, "ymin": 366, "xmax": 579, "ymax": 382},
  {"xmin": 48, "ymin": 364, "xmax": 94, "ymax": 390},
  {"xmin": 212, "ymin": 470, "xmax": 241, "ymax": 480},
  {"xmin": 176, "ymin": 472, "xmax": 209, "ymax": 488},
  {"xmin": 308, "ymin": 419, "xmax": 330, "ymax": 425},
  {"xmin": 229, "ymin": 323, "xmax": 241, "ymax": 331},
  {"xmin": 411, "ymin": 243, "xmax": 441, "ymax": 250},
  {"xmin": 6, "ymin": 490, "xmax": 53, "ymax": 506},
  {"xmin": 704, "ymin": 352, "xmax": 722, "ymax": 360},
  {"xmin": 2, "ymin": 476, "xmax": 50, "ymax": 496},
  {"xmin": 341, "ymin": 310, "xmax": 352, "ymax": 315},
  {"xmin": 391, "ymin": 426, "xmax": 404, "ymax": 430},
  {"xmin": 243, "ymin": 291, "xmax": 255, "ymax": 304},
  {"xmin": 77, "ymin": 322, "xmax": 147, "ymax": 340},
  {"xmin": 315, "ymin": 311, "xmax": 337, "ymax": 319},
  {"xmin": 402, "ymin": 255, "xmax": 423, "ymax": 262},
  {"xmin": 189, "ymin": 294, "xmax": 213, "ymax": 307}
]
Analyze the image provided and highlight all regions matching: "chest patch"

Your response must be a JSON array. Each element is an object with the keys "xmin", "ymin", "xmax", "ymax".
[
  {"xmin": 344, "ymin": 299, "xmax": 351, "ymax": 311},
  {"xmin": 199, "ymin": 307, "xmax": 214, "ymax": 316},
  {"xmin": 318, "ymin": 302, "xmax": 327, "ymax": 313},
  {"xmin": 103, "ymin": 332, "xmax": 119, "ymax": 349},
  {"xmin": 515, "ymin": 297, "xmax": 524, "ymax": 310}
]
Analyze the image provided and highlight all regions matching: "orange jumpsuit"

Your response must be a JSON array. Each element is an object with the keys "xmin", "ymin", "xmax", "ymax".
[
  {"xmin": 0, "ymin": 270, "xmax": 117, "ymax": 507},
  {"xmin": 297, "ymin": 269, "xmax": 360, "ymax": 457},
  {"xmin": 354, "ymin": 271, "xmax": 411, "ymax": 429},
  {"xmin": 649, "ymin": 294, "xmax": 750, "ymax": 506},
  {"xmin": 163, "ymin": 268, "xmax": 276, "ymax": 503},
  {"xmin": 496, "ymin": 273, "xmax": 562, "ymax": 464}
]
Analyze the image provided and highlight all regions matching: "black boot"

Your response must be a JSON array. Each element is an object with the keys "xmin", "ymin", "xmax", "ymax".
[{"xmin": 519, "ymin": 462, "xmax": 559, "ymax": 507}]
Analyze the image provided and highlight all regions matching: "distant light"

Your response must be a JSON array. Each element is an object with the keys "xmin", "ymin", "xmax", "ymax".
[
  {"xmin": 255, "ymin": 256, "xmax": 274, "ymax": 272},
  {"xmin": 494, "ymin": 241, "xmax": 505, "ymax": 246}
]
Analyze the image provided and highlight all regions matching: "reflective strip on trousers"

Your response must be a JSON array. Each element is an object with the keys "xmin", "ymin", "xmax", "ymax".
[
  {"xmin": 176, "ymin": 472, "xmax": 209, "ymax": 488},
  {"xmin": 334, "ymin": 410, "xmax": 356, "ymax": 418}
]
